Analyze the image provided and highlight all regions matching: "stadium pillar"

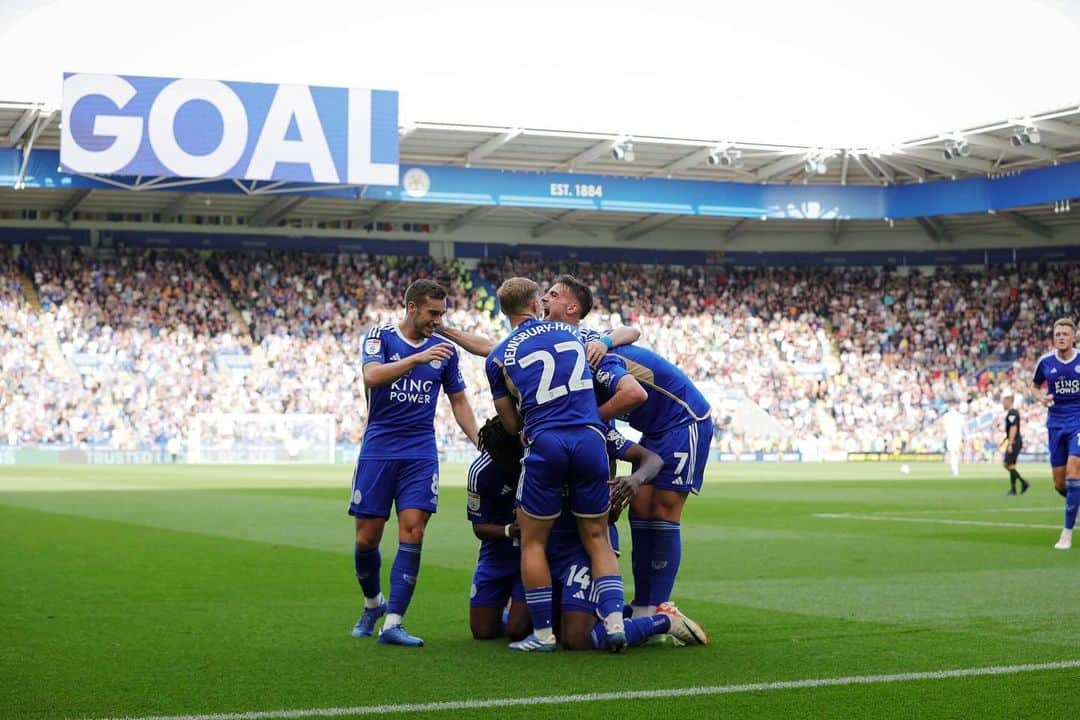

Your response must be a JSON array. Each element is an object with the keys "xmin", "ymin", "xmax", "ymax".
[{"xmin": 430, "ymin": 239, "xmax": 453, "ymax": 260}]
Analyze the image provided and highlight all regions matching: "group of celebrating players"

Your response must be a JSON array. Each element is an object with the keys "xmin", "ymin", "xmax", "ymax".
[
  {"xmin": 345, "ymin": 274, "xmax": 712, "ymax": 651},
  {"xmin": 341, "ymin": 270, "xmax": 1080, "ymax": 651}
]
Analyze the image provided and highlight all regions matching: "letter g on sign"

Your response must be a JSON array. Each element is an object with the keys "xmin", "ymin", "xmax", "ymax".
[{"xmin": 61, "ymin": 74, "xmax": 143, "ymax": 174}]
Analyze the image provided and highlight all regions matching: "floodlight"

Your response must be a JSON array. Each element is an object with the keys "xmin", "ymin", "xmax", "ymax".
[
  {"xmin": 708, "ymin": 148, "xmax": 742, "ymax": 168},
  {"xmin": 611, "ymin": 142, "xmax": 634, "ymax": 162}
]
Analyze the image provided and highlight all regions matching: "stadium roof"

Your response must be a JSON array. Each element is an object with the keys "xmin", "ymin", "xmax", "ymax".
[{"xmin": 3, "ymin": 100, "xmax": 1080, "ymax": 241}]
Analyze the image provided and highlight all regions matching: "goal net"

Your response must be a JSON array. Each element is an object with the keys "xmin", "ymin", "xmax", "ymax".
[{"xmin": 188, "ymin": 413, "xmax": 336, "ymax": 464}]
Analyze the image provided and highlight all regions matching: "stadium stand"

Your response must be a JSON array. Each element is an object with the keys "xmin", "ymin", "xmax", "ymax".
[{"xmin": 1, "ymin": 242, "xmax": 1074, "ymax": 461}]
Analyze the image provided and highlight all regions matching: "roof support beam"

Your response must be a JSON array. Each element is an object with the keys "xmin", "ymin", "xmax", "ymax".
[
  {"xmin": 566, "ymin": 137, "xmax": 623, "ymax": 170},
  {"xmin": 6, "ymin": 108, "xmax": 40, "ymax": 146},
  {"xmin": 159, "ymin": 194, "xmax": 192, "ymax": 222},
  {"xmin": 867, "ymin": 156, "xmax": 895, "ymax": 183},
  {"xmin": 465, "ymin": 129, "xmax": 522, "ymax": 166},
  {"xmin": 1001, "ymin": 211, "xmax": 1054, "ymax": 239},
  {"xmin": 753, "ymin": 154, "xmax": 806, "ymax": 181},
  {"xmin": 656, "ymin": 147, "xmax": 713, "ymax": 177},
  {"xmin": 614, "ymin": 214, "xmax": 677, "ymax": 242},
  {"xmin": 963, "ymin": 133, "xmax": 1058, "ymax": 162},
  {"xmin": 1030, "ymin": 118, "xmax": 1080, "ymax": 141},
  {"xmin": 849, "ymin": 153, "xmax": 881, "ymax": 183},
  {"xmin": 839, "ymin": 150, "xmax": 850, "ymax": 186},
  {"xmin": 723, "ymin": 218, "xmax": 748, "ymax": 243},
  {"xmin": 444, "ymin": 206, "xmax": 496, "ymax": 233},
  {"xmin": 831, "ymin": 218, "xmax": 846, "ymax": 244},
  {"xmin": 915, "ymin": 217, "xmax": 941, "ymax": 242},
  {"xmin": 13, "ymin": 110, "xmax": 58, "ymax": 189},
  {"xmin": 902, "ymin": 148, "xmax": 993, "ymax": 174},
  {"xmin": 530, "ymin": 211, "xmax": 596, "ymax": 239},
  {"xmin": 249, "ymin": 196, "xmax": 307, "ymax": 227},
  {"xmin": 341, "ymin": 201, "xmax": 401, "ymax": 225},
  {"xmin": 915, "ymin": 216, "xmax": 953, "ymax": 243},
  {"xmin": 877, "ymin": 156, "xmax": 926, "ymax": 182},
  {"xmin": 58, "ymin": 189, "xmax": 93, "ymax": 222}
]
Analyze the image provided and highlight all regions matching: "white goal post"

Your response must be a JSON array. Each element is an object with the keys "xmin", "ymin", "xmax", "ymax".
[{"xmin": 189, "ymin": 413, "xmax": 336, "ymax": 464}]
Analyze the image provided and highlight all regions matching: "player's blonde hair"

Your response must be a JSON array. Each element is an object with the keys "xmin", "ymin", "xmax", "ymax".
[
  {"xmin": 1053, "ymin": 317, "xmax": 1076, "ymax": 332},
  {"xmin": 497, "ymin": 277, "xmax": 539, "ymax": 317}
]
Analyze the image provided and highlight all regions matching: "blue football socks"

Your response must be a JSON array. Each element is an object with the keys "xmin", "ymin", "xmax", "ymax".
[
  {"xmin": 594, "ymin": 575, "xmax": 626, "ymax": 621},
  {"xmin": 354, "ymin": 546, "xmax": 382, "ymax": 600},
  {"xmin": 648, "ymin": 520, "xmax": 682, "ymax": 606},
  {"xmin": 629, "ymin": 517, "xmax": 653, "ymax": 608},
  {"xmin": 386, "ymin": 542, "xmax": 422, "ymax": 618},
  {"xmin": 590, "ymin": 615, "xmax": 670, "ymax": 649},
  {"xmin": 1065, "ymin": 479, "xmax": 1080, "ymax": 530},
  {"xmin": 524, "ymin": 586, "xmax": 554, "ymax": 640}
]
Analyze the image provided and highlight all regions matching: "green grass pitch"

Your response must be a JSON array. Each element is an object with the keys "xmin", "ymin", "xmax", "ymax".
[{"xmin": 3, "ymin": 461, "xmax": 1080, "ymax": 719}]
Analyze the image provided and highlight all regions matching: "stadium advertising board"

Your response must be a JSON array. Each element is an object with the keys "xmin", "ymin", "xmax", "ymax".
[{"xmin": 61, "ymin": 73, "xmax": 398, "ymax": 185}]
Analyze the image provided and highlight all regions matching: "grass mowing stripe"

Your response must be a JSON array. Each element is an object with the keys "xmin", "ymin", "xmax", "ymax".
[
  {"xmin": 814, "ymin": 513, "xmax": 1061, "ymax": 530},
  {"xmin": 88, "ymin": 659, "xmax": 1080, "ymax": 720}
]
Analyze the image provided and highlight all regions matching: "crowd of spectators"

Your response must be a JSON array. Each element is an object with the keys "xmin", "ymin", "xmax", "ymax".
[{"xmin": 1, "ymin": 243, "xmax": 1076, "ymax": 461}]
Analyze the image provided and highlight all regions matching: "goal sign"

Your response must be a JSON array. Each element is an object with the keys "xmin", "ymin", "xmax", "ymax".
[{"xmin": 61, "ymin": 73, "xmax": 398, "ymax": 186}]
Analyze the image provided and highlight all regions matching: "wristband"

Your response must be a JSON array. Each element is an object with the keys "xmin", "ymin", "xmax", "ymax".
[
  {"xmin": 504, "ymin": 524, "xmax": 512, "ymax": 538},
  {"xmin": 599, "ymin": 335, "xmax": 614, "ymax": 349}
]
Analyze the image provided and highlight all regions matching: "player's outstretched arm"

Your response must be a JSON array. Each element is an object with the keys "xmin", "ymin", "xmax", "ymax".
[
  {"xmin": 609, "ymin": 444, "xmax": 662, "ymax": 510},
  {"xmin": 493, "ymin": 396, "xmax": 523, "ymax": 435},
  {"xmin": 449, "ymin": 390, "xmax": 480, "ymax": 448},
  {"xmin": 437, "ymin": 325, "xmax": 496, "ymax": 357},
  {"xmin": 597, "ymin": 375, "xmax": 648, "ymax": 422},
  {"xmin": 585, "ymin": 326, "xmax": 641, "ymax": 367},
  {"xmin": 363, "ymin": 343, "xmax": 454, "ymax": 388},
  {"xmin": 1031, "ymin": 381, "xmax": 1053, "ymax": 407},
  {"xmin": 472, "ymin": 522, "xmax": 520, "ymax": 542}
]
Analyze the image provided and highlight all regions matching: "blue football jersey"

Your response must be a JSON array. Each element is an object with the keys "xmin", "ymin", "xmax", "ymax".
[
  {"xmin": 466, "ymin": 451, "xmax": 518, "ymax": 526},
  {"xmin": 1033, "ymin": 350, "xmax": 1080, "ymax": 430},
  {"xmin": 594, "ymin": 345, "xmax": 711, "ymax": 434},
  {"xmin": 360, "ymin": 324, "xmax": 466, "ymax": 460},
  {"xmin": 486, "ymin": 318, "xmax": 604, "ymax": 441},
  {"xmin": 466, "ymin": 451, "xmax": 520, "ymax": 565}
]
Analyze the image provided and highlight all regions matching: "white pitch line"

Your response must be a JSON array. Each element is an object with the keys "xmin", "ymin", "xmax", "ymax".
[
  {"xmin": 814, "ymin": 512, "xmax": 1060, "ymax": 530},
  {"xmin": 863, "ymin": 506, "xmax": 1060, "ymax": 516},
  {"xmin": 87, "ymin": 660, "xmax": 1080, "ymax": 720}
]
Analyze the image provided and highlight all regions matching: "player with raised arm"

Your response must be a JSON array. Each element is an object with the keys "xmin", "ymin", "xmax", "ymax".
[
  {"xmin": 1032, "ymin": 318, "xmax": 1080, "ymax": 550},
  {"xmin": 485, "ymin": 277, "xmax": 635, "ymax": 652},
  {"xmin": 1000, "ymin": 393, "xmax": 1029, "ymax": 496},
  {"xmin": 349, "ymin": 280, "xmax": 479, "ymax": 647},
  {"xmin": 467, "ymin": 417, "xmax": 530, "ymax": 641},
  {"xmin": 437, "ymin": 309, "xmax": 638, "ymax": 366},
  {"xmin": 541, "ymin": 274, "xmax": 712, "ymax": 619}
]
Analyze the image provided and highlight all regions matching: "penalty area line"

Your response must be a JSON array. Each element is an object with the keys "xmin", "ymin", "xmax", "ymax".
[{"xmin": 87, "ymin": 659, "xmax": 1080, "ymax": 720}]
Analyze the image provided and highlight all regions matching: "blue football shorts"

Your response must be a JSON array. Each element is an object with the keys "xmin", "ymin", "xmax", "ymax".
[
  {"xmin": 348, "ymin": 458, "xmax": 440, "ymax": 519},
  {"xmin": 1047, "ymin": 426, "xmax": 1080, "ymax": 468},
  {"xmin": 547, "ymin": 532, "xmax": 596, "ymax": 615},
  {"xmin": 639, "ymin": 417, "xmax": 713, "ymax": 494},
  {"xmin": 470, "ymin": 549, "xmax": 524, "ymax": 609},
  {"xmin": 517, "ymin": 426, "xmax": 610, "ymax": 519}
]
